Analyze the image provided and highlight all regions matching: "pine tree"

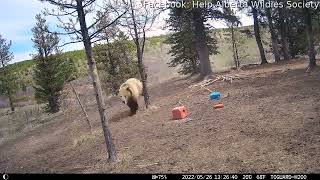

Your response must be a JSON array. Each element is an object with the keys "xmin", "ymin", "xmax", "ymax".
[
  {"xmin": 33, "ymin": 55, "xmax": 71, "ymax": 113},
  {"xmin": 166, "ymin": 5, "xmax": 218, "ymax": 75},
  {"xmin": 273, "ymin": 0, "xmax": 318, "ymax": 68},
  {"xmin": 165, "ymin": 7, "xmax": 199, "ymax": 75},
  {"xmin": 272, "ymin": 6, "xmax": 307, "ymax": 59},
  {"xmin": 265, "ymin": 6, "xmax": 281, "ymax": 62},
  {"xmin": 0, "ymin": 34, "xmax": 17, "ymax": 111},
  {"xmin": 0, "ymin": 67, "xmax": 19, "ymax": 112},
  {"xmin": 286, "ymin": 16, "xmax": 307, "ymax": 58},
  {"xmin": 304, "ymin": 3, "xmax": 317, "ymax": 69},
  {"xmin": 191, "ymin": 6, "xmax": 214, "ymax": 78},
  {"xmin": 250, "ymin": 0, "xmax": 268, "ymax": 64},
  {"xmin": 94, "ymin": 31, "xmax": 139, "ymax": 95},
  {"xmin": 31, "ymin": 14, "xmax": 71, "ymax": 113},
  {"xmin": 277, "ymin": 0, "xmax": 290, "ymax": 60}
]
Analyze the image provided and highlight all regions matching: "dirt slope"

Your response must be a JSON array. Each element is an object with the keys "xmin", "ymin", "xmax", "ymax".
[{"xmin": 0, "ymin": 60, "xmax": 319, "ymax": 173}]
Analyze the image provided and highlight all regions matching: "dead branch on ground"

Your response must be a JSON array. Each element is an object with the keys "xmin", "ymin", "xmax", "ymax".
[
  {"xmin": 70, "ymin": 83, "xmax": 92, "ymax": 134},
  {"xmin": 189, "ymin": 74, "xmax": 244, "ymax": 89}
]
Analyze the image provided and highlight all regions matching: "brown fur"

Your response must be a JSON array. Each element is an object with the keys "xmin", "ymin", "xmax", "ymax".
[
  {"xmin": 118, "ymin": 78, "xmax": 143, "ymax": 115},
  {"xmin": 127, "ymin": 96, "xmax": 138, "ymax": 115}
]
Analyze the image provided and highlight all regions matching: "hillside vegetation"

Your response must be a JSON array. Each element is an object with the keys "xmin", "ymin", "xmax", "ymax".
[{"xmin": 1, "ymin": 25, "xmax": 269, "ymax": 108}]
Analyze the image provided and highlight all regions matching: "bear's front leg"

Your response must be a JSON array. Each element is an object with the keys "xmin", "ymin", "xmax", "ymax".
[{"xmin": 127, "ymin": 97, "xmax": 139, "ymax": 115}]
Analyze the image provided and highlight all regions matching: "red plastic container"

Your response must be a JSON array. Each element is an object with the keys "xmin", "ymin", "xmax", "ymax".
[
  {"xmin": 213, "ymin": 103, "xmax": 224, "ymax": 109},
  {"xmin": 172, "ymin": 106, "xmax": 188, "ymax": 120}
]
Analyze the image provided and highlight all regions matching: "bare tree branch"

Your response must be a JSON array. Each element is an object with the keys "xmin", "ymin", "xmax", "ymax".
[
  {"xmin": 44, "ymin": 8, "xmax": 77, "ymax": 17},
  {"xmin": 41, "ymin": 0, "xmax": 77, "ymax": 9},
  {"xmin": 91, "ymin": 37, "xmax": 105, "ymax": 44},
  {"xmin": 90, "ymin": 10, "xmax": 127, "ymax": 39},
  {"xmin": 46, "ymin": 29, "xmax": 80, "ymax": 36},
  {"xmin": 83, "ymin": 0, "xmax": 96, "ymax": 7},
  {"xmin": 58, "ymin": 39, "xmax": 82, "ymax": 47},
  {"xmin": 87, "ymin": 10, "xmax": 108, "ymax": 31}
]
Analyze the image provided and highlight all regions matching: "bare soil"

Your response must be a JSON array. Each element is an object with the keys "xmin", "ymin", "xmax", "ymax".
[{"xmin": 1, "ymin": 59, "xmax": 320, "ymax": 173}]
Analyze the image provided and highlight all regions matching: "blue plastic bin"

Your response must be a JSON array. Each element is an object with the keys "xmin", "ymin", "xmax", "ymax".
[{"xmin": 210, "ymin": 91, "xmax": 220, "ymax": 100}]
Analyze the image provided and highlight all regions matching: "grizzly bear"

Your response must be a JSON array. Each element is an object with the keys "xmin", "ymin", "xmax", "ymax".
[{"xmin": 118, "ymin": 78, "xmax": 143, "ymax": 115}]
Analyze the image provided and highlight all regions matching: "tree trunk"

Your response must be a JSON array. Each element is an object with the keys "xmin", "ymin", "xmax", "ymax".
[
  {"xmin": 232, "ymin": 24, "xmax": 240, "ymax": 69},
  {"xmin": 47, "ymin": 84, "xmax": 59, "ymax": 113},
  {"xmin": 266, "ymin": 7, "xmax": 281, "ymax": 63},
  {"xmin": 2, "ymin": 62, "xmax": 15, "ymax": 112},
  {"xmin": 76, "ymin": 0, "xmax": 117, "ymax": 162},
  {"xmin": 48, "ymin": 96, "xmax": 59, "ymax": 113},
  {"xmin": 129, "ymin": 0, "xmax": 150, "ymax": 108},
  {"xmin": 252, "ymin": 7, "xmax": 268, "ymax": 64},
  {"xmin": 230, "ymin": 24, "xmax": 240, "ymax": 69},
  {"xmin": 192, "ymin": 58, "xmax": 198, "ymax": 74},
  {"xmin": 278, "ymin": 4, "xmax": 290, "ymax": 60},
  {"xmin": 106, "ymin": 38, "xmax": 117, "ymax": 95},
  {"xmin": 305, "ymin": 7, "xmax": 317, "ymax": 68},
  {"xmin": 234, "ymin": 37, "xmax": 240, "ymax": 68},
  {"xmin": 8, "ymin": 92, "xmax": 15, "ymax": 112},
  {"xmin": 192, "ymin": 8, "xmax": 213, "ymax": 78},
  {"xmin": 231, "ymin": 25, "xmax": 237, "ymax": 68}
]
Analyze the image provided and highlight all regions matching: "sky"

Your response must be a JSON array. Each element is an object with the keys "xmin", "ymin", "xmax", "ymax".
[{"xmin": 0, "ymin": 0, "xmax": 253, "ymax": 64}]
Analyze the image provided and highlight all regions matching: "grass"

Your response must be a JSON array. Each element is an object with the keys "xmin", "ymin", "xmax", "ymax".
[
  {"xmin": 0, "ymin": 104, "xmax": 65, "ymax": 145},
  {"xmin": 211, "ymin": 26, "xmax": 272, "ymax": 71},
  {"xmin": 72, "ymin": 128, "xmax": 102, "ymax": 147}
]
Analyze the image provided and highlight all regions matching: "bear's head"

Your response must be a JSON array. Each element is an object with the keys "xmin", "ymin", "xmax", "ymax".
[
  {"xmin": 118, "ymin": 84, "xmax": 138, "ymax": 115},
  {"xmin": 118, "ymin": 84, "xmax": 132, "ymax": 104}
]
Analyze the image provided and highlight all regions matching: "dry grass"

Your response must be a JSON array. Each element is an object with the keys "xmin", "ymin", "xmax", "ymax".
[
  {"xmin": 72, "ymin": 128, "xmax": 102, "ymax": 147},
  {"xmin": 0, "ymin": 104, "xmax": 64, "ymax": 146}
]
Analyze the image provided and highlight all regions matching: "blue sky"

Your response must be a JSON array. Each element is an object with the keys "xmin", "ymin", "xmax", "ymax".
[
  {"xmin": 1, "ymin": 0, "xmax": 253, "ymax": 64},
  {"xmin": 0, "ymin": 0, "xmax": 84, "ymax": 63},
  {"xmin": 0, "ymin": 1, "xmax": 41, "ymax": 62}
]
